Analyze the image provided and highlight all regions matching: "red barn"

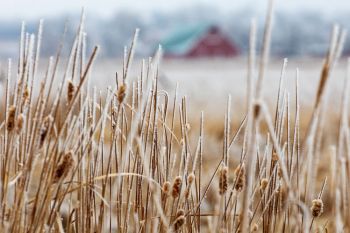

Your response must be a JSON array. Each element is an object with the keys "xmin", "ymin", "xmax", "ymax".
[{"xmin": 162, "ymin": 24, "xmax": 239, "ymax": 58}]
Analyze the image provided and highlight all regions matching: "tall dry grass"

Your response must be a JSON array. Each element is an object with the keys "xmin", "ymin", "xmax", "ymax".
[{"xmin": 1, "ymin": 2, "xmax": 350, "ymax": 233}]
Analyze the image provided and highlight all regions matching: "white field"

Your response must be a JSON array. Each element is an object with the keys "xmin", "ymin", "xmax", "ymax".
[{"xmin": 90, "ymin": 57, "xmax": 347, "ymax": 116}]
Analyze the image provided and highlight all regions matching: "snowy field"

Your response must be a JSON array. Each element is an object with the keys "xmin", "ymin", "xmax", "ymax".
[{"xmin": 89, "ymin": 57, "xmax": 347, "ymax": 114}]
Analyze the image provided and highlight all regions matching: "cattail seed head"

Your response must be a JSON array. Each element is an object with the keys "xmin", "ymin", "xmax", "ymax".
[
  {"xmin": 275, "ymin": 185, "xmax": 281, "ymax": 194},
  {"xmin": 7, "ymin": 105, "xmax": 16, "ymax": 131},
  {"xmin": 176, "ymin": 209, "xmax": 185, "ymax": 218},
  {"xmin": 16, "ymin": 114, "xmax": 24, "ymax": 133},
  {"xmin": 117, "ymin": 83, "xmax": 127, "ymax": 104},
  {"xmin": 311, "ymin": 199, "xmax": 323, "ymax": 217},
  {"xmin": 253, "ymin": 103, "xmax": 261, "ymax": 118},
  {"xmin": 185, "ymin": 173, "xmax": 195, "ymax": 199},
  {"xmin": 171, "ymin": 176, "xmax": 182, "ymax": 198},
  {"xmin": 39, "ymin": 115, "xmax": 53, "ymax": 147},
  {"xmin": 277, "ymin": 167, "xmax": 282, "ymax": 178},
  {"xmin": 67, "ymin": 80, "xmax": 75, "ymax": 104},
  {"xmin": 272, "ymin": 151, "xmax": 279, "ymax": 162},
  {"xmin": 53, "ymin": 151, "xmax": 75, "ymax": 183},
  {"xmin": 234, "ymin": 163, "xmax": 246, "ymax": 192},
  {"xmin": 162, "ymin": 181, "xmax": 171, "ymax": 196},
  {"xmin": 187, "ymin": 172, "xmax": 195, "ymax": 185},
  {"xmin": 172, "ymin": 215, "xmax": 185, "ymax": 231},
  {"xmin": 251, "ymin": 223, "xmax": 258, "ymax": 232},
  {"xmin": 23, "ymin": 86, "xmax": 30, "ymax": 104},
  {"xmin": 219, "ymin": 165, "xmax": 228, "ymax": 195},
  {"xmin": 260, "ymin": 178, "xmax": 268, "ymax": 191}
]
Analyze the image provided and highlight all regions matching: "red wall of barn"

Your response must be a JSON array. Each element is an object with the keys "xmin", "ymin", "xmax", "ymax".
[{"xmin": 185, "ymin": 29, "xmax": 239, "ymax": 58}]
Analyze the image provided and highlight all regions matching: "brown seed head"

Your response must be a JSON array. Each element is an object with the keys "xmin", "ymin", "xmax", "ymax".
[
  {"xmin": 251, "ymin": 223, "xmax": 258, "ymax": 232},
  {"xmin": 260, "ymin": 178, "xmax": 268, "ymax": 191},
  {"xmin": 7, "ymin": 105, "xmax": 16, "ymax": 131},
  {"xmin": 277, "ymin": 167, "xmax": 282, "ymax": 178},
  {"xmin": 219, "ymin": 165, "xmax": 228, "ymax": 195},
  {"xmin": 176, "ymin": 209, "xmax": 185, "ymax": 218},
  {"xmin": 39, "ymin": 115, "xmax": 53, "ymax": 147},
  {"xmin": 53, "ymin": 151, "xmax": 75, "ymax": 183},
  {"xmin": 311, "ymin": 199, "xmax": 323, "ymax": 217},
  {"xmin": 172, "ymin": 215, "xmax": 185, "ymax": 231},
  {"xmin": 253, "ymin": 103, "xmax": 261, "ymax": 118},
  {"xmin": 162, "ymin": 181, "xmax": 171, "ymax": 196},
  {"xmin": 16, "ymin": 114, "xmax": 24, "ymax": 133},
  {"xmin": 187, "ymin": 172, "xmax": 195, "ymax": 185},
  {"xmin": 117, "ymin": 83, "xmax": 127, "ymax": 104},
  {"xmin": 234, "ymin": 163, "xmax": 246, "ymax": 192},
  {"xmin": 272, "ymin": 151, "xmax": 279, "ymax": 162},
  {"xmin": 23, "ymin": 86, "xmax": 30, "ymax": 104},
  {"xmin": 67, "ymin": 80, "xmax": 75, "ymax": 104},
  {"xmin": 171, "ymin": 176, "xmax": 182, "ymax": 198}
]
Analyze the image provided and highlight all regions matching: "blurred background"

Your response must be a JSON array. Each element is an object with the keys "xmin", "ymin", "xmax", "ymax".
[
  {"xmin": 1, "ymin": 0, "xmax": 350, "ymax": 58},
  {"xmin": 0, "ymin": 0, "xmax": 348, "ymax": 148},
  {"xmin": 0, "ymin": 0, "xmax": 349, "ymax": 119}
]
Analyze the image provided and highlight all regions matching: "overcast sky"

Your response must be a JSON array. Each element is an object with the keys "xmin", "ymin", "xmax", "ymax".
[{"xmin": 1, "ymin": 0, "xmax": 350, "ymax": 20}]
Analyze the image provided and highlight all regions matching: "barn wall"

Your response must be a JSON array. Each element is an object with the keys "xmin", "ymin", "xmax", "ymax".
[{"xmin": 185, "ymin": 27, "xmax": 239, "ymax": 58}]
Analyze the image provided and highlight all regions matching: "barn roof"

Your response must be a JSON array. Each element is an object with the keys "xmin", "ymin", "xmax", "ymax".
[{"xmin": 161, "ymin": 23, "xmax": 213, "ymax": 56}]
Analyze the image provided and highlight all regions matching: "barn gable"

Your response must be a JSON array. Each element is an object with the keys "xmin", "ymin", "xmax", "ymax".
[{"xmin": 162, "ymin": 23, "xmax": 239, "ymax": 58}]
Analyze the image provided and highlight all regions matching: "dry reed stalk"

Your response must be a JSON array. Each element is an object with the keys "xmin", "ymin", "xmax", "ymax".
[{"xmin": 1, "ymin": 4, "xmax": 350, "ymax": 233}]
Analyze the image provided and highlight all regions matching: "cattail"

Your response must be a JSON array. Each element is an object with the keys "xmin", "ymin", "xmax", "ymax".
[
  {"xmin": 22, "ymin": 86, "xmax": 30, "ymax": 105},
  {"xmin": 310, "ymin": 199, "xmax": 324, "ymax": 217},
  {"xmin": 272, "ymin": 151, "xmax": 278, "ymax": 162},
  {"xmin": 67, "ymin": 80, "xmax": 75, "ymax": 104},
  {"xmin": 253, "ymin": 102, "xmax": 261, "ymax": 118},
  {"xmin": 16, "ymin": 114, "xmax": 24, "ymax": 133},
  {"xmin": 260, "ymin": 178, "xmax": 268, "ymax": 191},
  {"xmin": 187, "ymin": 172, "xmax": 195, "ymax": 185},
  {"xmin": 172, "ymin": 215, "xmax": 185, "ymax": 231},
  {"xmin": 7, "ymin": 105, "xmax": 16, "ymax": 131},
  {"xmin": 277, "ymin": 167, "xmax": 282, "ymax": 178},
  {"xmin": 219, "ymin": 165, "xmax": 228, "ymax": 195},
  {"xmin": 117, "ymin": 83, "xmax": 127, "ymax": 104},
  {"xmin": 2, "ymin": 208, "xmax": 11, "ymax": 221},
  {"xmin": 251, "ymin": 223, "xmax": 258, "ymax": 232},
  {"xmin": 185, "ymin": 173, "xmax": 195, "ymax": 199},
  {"xmin": 175, "ymin": 209, "xmax": 185, "ymax": 218},
  {"xmin": 39, "ymin": 115, "xmax": 53, "ymax": 147},
  {"xmin": 234, "ymin": 163, "xmax": 245, "ymax": 192},
  {"xmin": 162, "ymin": 181, "xmax": 171, "ymax": 196},
  {"xmin": 171, "ymin": 176, "xmax": 182, "ymax": 198},
  {"xmin": 236, "ymin": 210, "xmax": 253, "ymax": 226},
  {"xmin": 275, "ymin": 185, "xmax": 281, "ymax": 194},
  {"xmin": 53, "ymin": 151, "xmax": 75, "ymax": 183}
]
